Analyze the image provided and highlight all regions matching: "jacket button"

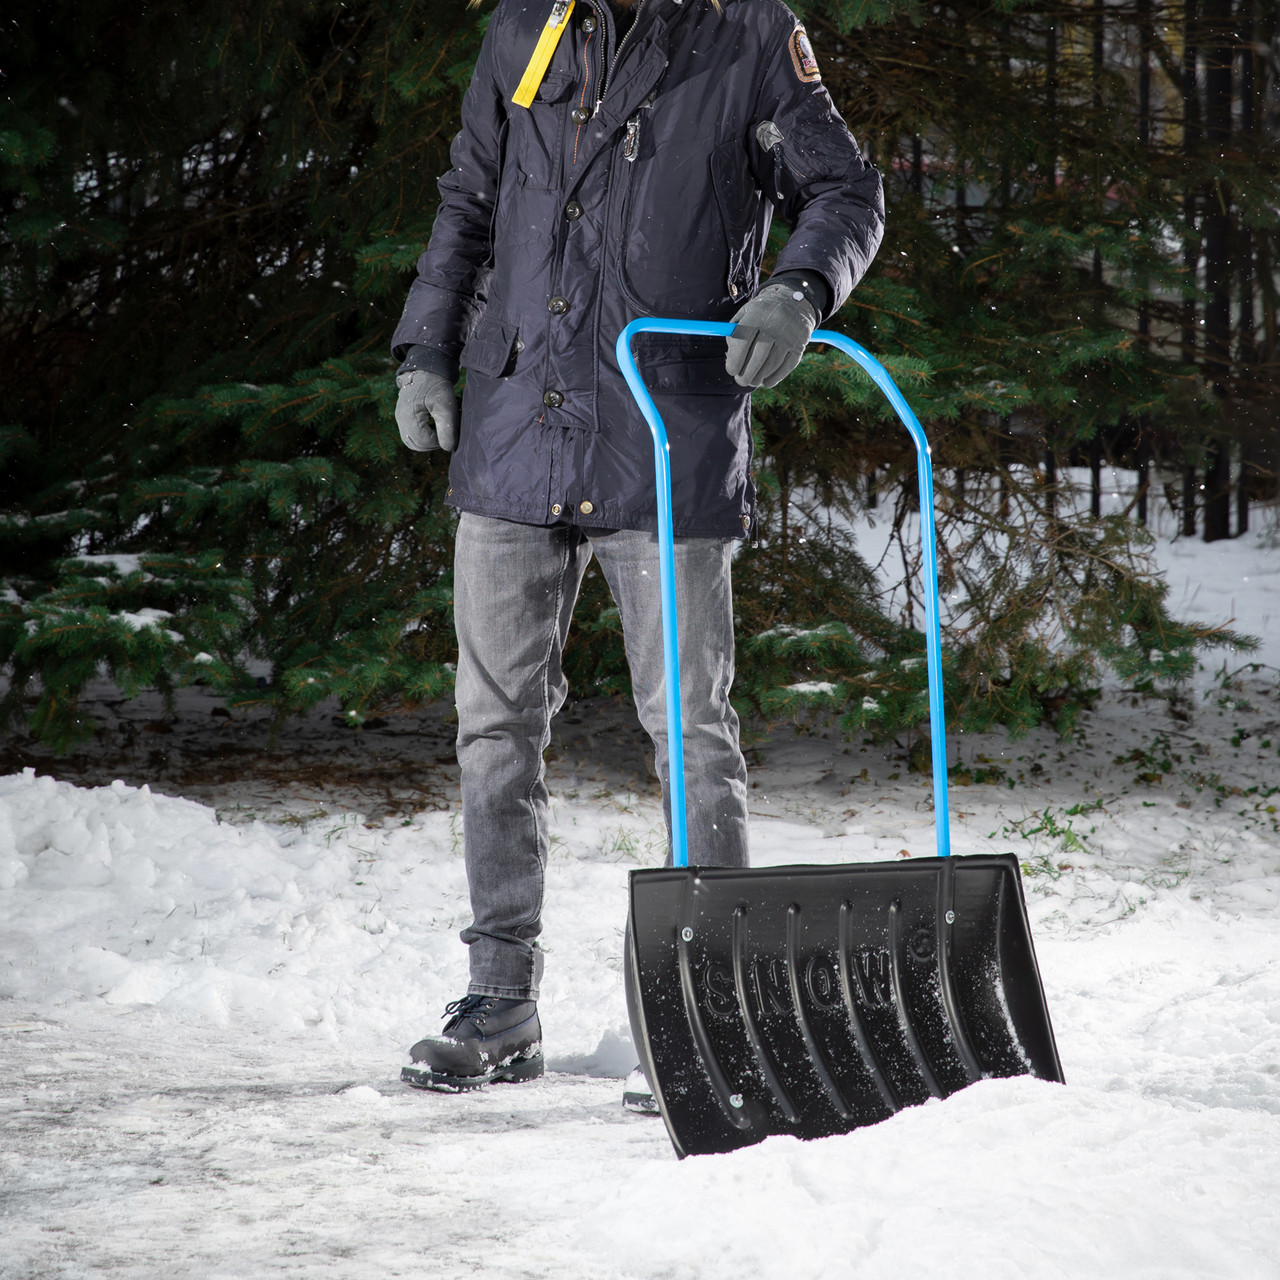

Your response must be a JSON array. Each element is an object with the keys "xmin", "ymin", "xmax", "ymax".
[
  {"xmin": 543, "ymin": 390, "xmax": 563, "ymax": 408},
  {"xmin": 551, "ymin": 503, "xmax": 563, "ymax": 516},
  {"xmin": 579, "ymin": 500, "xmax": 594, "ymax": 515},
  {"xmin": 582, "ymin": 16, "xmax": 596, "ymax": 33},
  {"xmin": 565, "ymin": 201, "xmax": 584, "ymax": 220},
  {"xmin": 572, "ymin": 107, "xmax": 590, "ymax": 124},
  {"xmin": 548, "ymin": 296, "xmax": 569, "ymax": 314}
]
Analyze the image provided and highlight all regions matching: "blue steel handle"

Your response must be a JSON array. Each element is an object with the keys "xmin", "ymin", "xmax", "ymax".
[{"xmin": 615, "ymin": 318, "xmax": 951, "ymax": 865}]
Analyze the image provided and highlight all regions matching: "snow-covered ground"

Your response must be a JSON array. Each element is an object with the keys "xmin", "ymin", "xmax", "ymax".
[{"xmin": 2, "ymin": 493, "xmax": 1279, "ymax": 1278}]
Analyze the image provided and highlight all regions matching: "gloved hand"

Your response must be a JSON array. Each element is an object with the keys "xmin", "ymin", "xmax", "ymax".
[
  {"xmin": 724, "ymin": 281, "xmax": 819, "ymax": 389},
  {"xmin": 395, "ymin": 370, "xmax": 460, "ymax": 452}
]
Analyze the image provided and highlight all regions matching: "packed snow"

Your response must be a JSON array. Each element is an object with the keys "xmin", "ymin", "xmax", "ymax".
[{"xmin": 2, "ymin": 497, "xmax": 1279, "ymax": 1278}]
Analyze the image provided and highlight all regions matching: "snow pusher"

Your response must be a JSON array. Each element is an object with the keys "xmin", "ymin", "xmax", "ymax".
[{"xmin": 616, "ymin": 320, "xmax": 1065, "ymax": 1158}]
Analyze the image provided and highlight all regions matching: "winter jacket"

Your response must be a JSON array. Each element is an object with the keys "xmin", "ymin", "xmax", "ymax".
[{"xmin": 391, "ymin": 0, "xmax": 884, "ymax": 537}]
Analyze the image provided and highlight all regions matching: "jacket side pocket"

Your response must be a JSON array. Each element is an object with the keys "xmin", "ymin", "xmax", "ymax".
[
  {"xmin": 461, "ymin": 316, "xmax": 520, "ymax": 378},
  {"xmin": 710, "ymin": 139, "xmax": 760, "ymax": 304}
]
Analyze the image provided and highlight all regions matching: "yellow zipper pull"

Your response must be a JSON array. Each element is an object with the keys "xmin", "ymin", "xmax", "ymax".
[{"xmin": 512, "ymin": 1, "xmax": 576, "ymax": 110}]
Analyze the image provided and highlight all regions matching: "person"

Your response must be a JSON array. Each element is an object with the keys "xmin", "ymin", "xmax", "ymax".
[{"xmin": 391, "ymin": 0, "xmax": 883, "ymax": 1103}]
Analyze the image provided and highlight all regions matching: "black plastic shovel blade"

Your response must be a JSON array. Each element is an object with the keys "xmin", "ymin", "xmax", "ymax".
[{"xmin": 625, "ymin": 853, "xmax": 1063, "ymax": 1157}]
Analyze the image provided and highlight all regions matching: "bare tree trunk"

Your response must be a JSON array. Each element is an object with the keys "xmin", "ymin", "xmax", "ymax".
[
  {"xmin": 1136, "ymin": 0, "xmax": 1154, "ymax": 528},
  {"xmin": 998, "ymin": 428, "xmax": 1011, "ymax": 520},
  {"xmin": 1201, "ymin": 0, "xmax": 1233, "ymax": 542},
  {"xmin": 1237, "ymin": 0, "xmax": 1258, "ymax": 535},
  {"xmin": 779, "ymin": 458, "xmax": 792, "ymax": 571},
  {"xmin": 1203, "ymin": 441, "xmax": 1231, "ymax": 541},
  {"xmin": 1180, "ymin": 0, "xmax": 1210, "ymax": 542},
  {"xmin": 1235, "ymin": 442, "xmax": 1250, "ymax": 535},
  {"xmin": 1092, "ymin": 0, "xmax": 1105, "ymax": 288},
  {"xmin": 1255, "ymin": 2, "xmax": 1279, "ymax": 360},
  {"xmin": 1045, "ymin": 15, "xmax": 1058, "ymax": 191},
  {"xmin": 1138, "ymin": 0, "xmax": 1153, "ymax": 153},
  {"xmin": 1239, "ymin": 0, "xmax": 1256, "ymax": 370},
  {"xmin": 1181, "ymin": 0, "xmax": 1200, "ymax": 365},
  {"xmin": 1136, "ymin": 436, "xmax": 1150, "ymax": 527}
]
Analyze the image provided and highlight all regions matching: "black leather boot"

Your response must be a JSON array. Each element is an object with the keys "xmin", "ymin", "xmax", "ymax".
[{"xmin": 401, "ymin": 995, "xmax": 543, "ymax": 1092}]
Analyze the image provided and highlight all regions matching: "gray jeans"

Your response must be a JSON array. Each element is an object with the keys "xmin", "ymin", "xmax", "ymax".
[{"xmin": 453, "ymin": 512, "xmax": 750, "ymax": 999}]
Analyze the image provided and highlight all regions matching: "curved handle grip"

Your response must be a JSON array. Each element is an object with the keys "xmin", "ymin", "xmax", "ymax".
[{"xmin": 615, "ymin": 318, "xmax": 950, "ymax": 866}]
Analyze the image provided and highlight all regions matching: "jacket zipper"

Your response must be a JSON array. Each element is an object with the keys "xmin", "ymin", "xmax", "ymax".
[{"xmin": 595, "ymin": 0, "xmax": 647, "ymax": 112}]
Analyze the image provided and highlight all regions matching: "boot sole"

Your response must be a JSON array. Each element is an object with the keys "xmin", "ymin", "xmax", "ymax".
[{"xmin": 401, "ymin": 1052, "xmax": 544, "ymax": 1093}]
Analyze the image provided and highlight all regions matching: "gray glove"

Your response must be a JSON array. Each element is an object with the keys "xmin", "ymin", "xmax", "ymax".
[
  {"xmin": 725, "ymin": 282, "xmax": 819, "ymax": 389},
  {"xmin": 395, "ymin": 370, "xmax": 459, "ymax": 452}
]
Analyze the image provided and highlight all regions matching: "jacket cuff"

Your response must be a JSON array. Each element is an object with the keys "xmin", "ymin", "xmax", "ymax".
[
  {"xmin": 766, "ymin": 271, "xmax": 834, "ymax": 323},
  {"xmin": 394, "ymin": 344, "xmax": 460, "ymax": 383}
]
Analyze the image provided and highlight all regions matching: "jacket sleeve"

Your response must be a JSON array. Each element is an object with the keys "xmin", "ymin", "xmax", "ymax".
[
  {"xmin": 746, "ymin": 21, "xmax": 885, "ymax": 318},
  {"xmin": 389, "ymin": 10, "xmax": 509, "ymax": 365}
]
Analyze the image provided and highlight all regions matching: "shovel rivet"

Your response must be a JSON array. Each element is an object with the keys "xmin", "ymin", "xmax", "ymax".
[
  {"xmin": 945, "ymin": 910, "xmax": 956, "ymax": 925},
  {"xmin": 680, "ymin": 927, "xmax": 694, "ymax": 943},
  {"xmin": 729, "ymin": 1093, "xmax": 744, "ymax": 1108}
]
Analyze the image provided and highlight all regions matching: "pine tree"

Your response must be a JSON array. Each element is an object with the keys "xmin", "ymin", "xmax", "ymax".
[
  {"xmin": 1, "ymin": 0, "xmax": 480, "ymax": 747},
  {"xmin": 2, "ymin": 0, "xmax": 1266, "ymax": 757},
  {"xmin": 732, "ymin": 0, "xmax": 1264, "ymax": 736}
]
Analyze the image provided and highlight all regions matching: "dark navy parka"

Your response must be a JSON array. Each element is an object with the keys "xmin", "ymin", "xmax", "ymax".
[{"xmin": 391, "ymin": 0, "xmax": 884, "ymax": 537}]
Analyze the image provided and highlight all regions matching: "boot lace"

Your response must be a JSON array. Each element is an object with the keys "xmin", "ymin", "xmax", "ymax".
[{"xmin": 442, "ymin": 994, "xmax": 497, "ymax": 1029}]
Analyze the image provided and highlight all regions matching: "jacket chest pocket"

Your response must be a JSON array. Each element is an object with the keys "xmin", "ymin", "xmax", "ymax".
[
  {"xmin": 507, "ymin": 72, "xmax": 577, "ymax": 190},
  {"xmin": 617, "ymin": 130, "xmax": 760, "ymax": 318}
]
